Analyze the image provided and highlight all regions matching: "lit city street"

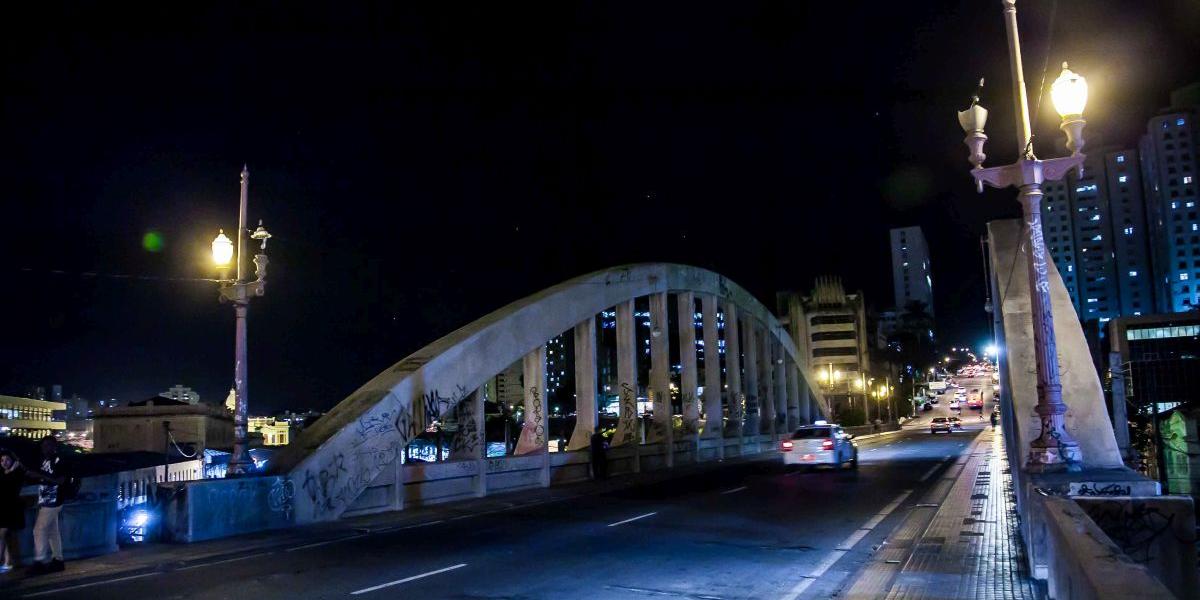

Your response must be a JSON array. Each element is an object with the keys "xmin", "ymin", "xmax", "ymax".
[
  {"xmin": 3, "ymin": 1, "xmax": 1198, "ymax": 599},
  {"xmin": 16, "ymin": 378, "xmax": 1001, "ymax": 600}
]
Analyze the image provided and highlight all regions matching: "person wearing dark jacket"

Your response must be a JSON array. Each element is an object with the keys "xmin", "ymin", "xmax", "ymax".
[
  {"xmin": 0, "ymin": 448, "xmax": 26, "ymax": 573},
  {"xmin": 27, "ymin": 436, "xmax": 70, "ymax": 575},
  {"xmin": 589, "ymin": 431, "xmax": 609, "ymax": 480}
]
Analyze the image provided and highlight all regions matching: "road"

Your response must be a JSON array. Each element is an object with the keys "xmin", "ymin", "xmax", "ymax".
[{"xmin": 19, "ymin": 377, "xmax": 998, "ymax": 600}]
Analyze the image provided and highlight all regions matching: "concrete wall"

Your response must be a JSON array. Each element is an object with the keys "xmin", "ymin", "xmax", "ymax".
[
  {"xmin": 14, "ymin": 475, "xmax": 119, "ymax": 564},
  {"xmin": 163, "ymin": 476, "xmax": 293, "ymax": 543},
  {"xmin": 1033, "ymin": 494, "xmax": 1175, "ymax": 599},
  {"xmin": 1074, "ymin": 495, "xmax": 1198, "ymax": 600},
  {"xmin": 93, "ymin": 412, "xmax": 232, "ymax": 454},
  {"xmin": 988, "ymin": 219, "xmax": 1124, "ymax": 471},
  {"xmin": 271, "ymin": 263, "xmax": 827, "ymax": 524}
]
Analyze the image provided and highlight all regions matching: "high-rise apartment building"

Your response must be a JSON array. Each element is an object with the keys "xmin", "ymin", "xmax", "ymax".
[
  {"xmin": 1041, "ymin": 148, "xmax": 1156, "ymax": 323},
  {"xmin": 1140, "ymin": 85, "xmax": 1200, "ymax": 312},
  {"xmin": 888, "ymin": 226, "xmax": 934, "ymax": 315}
]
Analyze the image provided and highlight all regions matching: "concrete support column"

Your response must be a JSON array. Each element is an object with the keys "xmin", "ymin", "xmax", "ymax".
[
  {"xmin": 786, "ymin": 364, "xmax": 801, "ymax": 431},
  {"xmin": 515, "ymin": 345, "xmax": 548, "ymax": 459},
  {"xmin": 774, "ymin": 340, "xmax": 788, "ymax": 436},
  {"xmin": 567, "ymin": 317, "xmax": 598, "ymax": 451},
  {"xmin": 649, "ymin": 292, "xmax": 674, "ymax": 466},
  {"xmin": 742, "ymin": 317, "xmax": 760, "ymax": 438},
  {"xmin": 724, "ymin": 303, "xmax": 744, "ymax": 442},
  {"xmin": 611, "ymin": 300, "xmax": 641, "ymax": 472},
  {"xmin": 450, "ymin": 386, "xmax": 487, "ymax": 495},
  {"xmin": 759, "ymin": 326, "xmax": 776, "ymax": 441},
  {"xmin": 677, "ymin": 292, "xmax": 701, "ymax": 442},
  {"xmin": 700, "ymin": 295, "xmax": 723, "ymax": 454}
]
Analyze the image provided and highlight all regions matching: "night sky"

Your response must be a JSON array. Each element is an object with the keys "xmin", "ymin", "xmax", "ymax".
[{"xmin": 3, "ymin": 1, "xmax": 1198, "ymax": 413}]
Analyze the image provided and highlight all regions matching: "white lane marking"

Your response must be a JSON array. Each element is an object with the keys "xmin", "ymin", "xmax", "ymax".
[
  {"xmin": 721, "ymin": 486, "xmax": 749, "ymax": 495},
  {"xmin": 607, "ymin": 512, "xmax": 658, "ymax": 527},
  {"xmin": 380, "ymin": 519, "xmax": 445, "ymax": 533},
  {"xmin": 350, "ymin": 563, "xmax": 468, "ymax": 595},
  {"xmin": 781, "ymin": 489, "xmax": 913, "ymax": 600},
  {"xmin": 176, "ymin": 551, "xmax": 275, "ymax": 571},
  {"xmin": 287, "ymin": 534, "xmax": 366, "ymax": 552},
  {"xmin": 22, "ymin": 572, "xmax": 161, "ymax": 597},
  {"xmin": 918, "ymin": 463, "xmax": 943, "ymax": 483}
]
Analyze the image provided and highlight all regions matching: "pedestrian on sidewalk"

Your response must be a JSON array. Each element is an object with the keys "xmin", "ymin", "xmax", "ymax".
[
  {"xmin": 0, "ymin": 448, "xmax": 27, "ymax": 573},
  {"xmin": 589, "ymin": 431, "xmax": 608, "ymax": 481},
  {"xmin": 27, "ymin": 436, "xmax": 73, "ymax": 575},
  {"xmin": 990, "ymin": 411, "xmax": 998, "ymax": 429}
]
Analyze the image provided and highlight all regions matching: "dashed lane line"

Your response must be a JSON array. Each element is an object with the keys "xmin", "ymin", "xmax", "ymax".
[
  {"xmin": 350, "ymin": 563, "xmax": 468, "ymax": 595},
  {"xmin": 721, "ymin": 486, "xmax": 749, "ymax": 495},
  {"xmin": 780, "ymin": 489, "xmax": 913, "ymax": 600},
  {"xmin": 607, "ymin": 512, "xmax": 658, "ymax": 527}
]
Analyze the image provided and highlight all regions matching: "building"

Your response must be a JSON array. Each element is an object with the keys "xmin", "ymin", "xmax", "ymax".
[
  {"xmin": 889, "ymin": 226, "xmax": 934, "ymax": 316},
  {"xmin": 92, "ymin": 397, "xmax": 233, "ymax": 455},
  {"xmin": 248, "ymin": 416, "xmax": 290, "ymax": 446},
  {"xmin": 0, "ymin": 394, "xmax": 66, "ymax": 439},
  {"xmin": 1140, "ymin": 84, "xmax": 1200, "ymax": 312},
  {"xmin": 160, "ymin": 385, "xmax": 200, "ymax": 405},
  {"xmin": 1040, "ymin": 148, "xmax": 1157, "ymax": 325},
  {"xmin": 777, "ymin": 277, "xmax": 871, "ymax": 414},
  {"xmin": 1107, "ymin": 312, "xmax": 1200, "ymax": 492}
]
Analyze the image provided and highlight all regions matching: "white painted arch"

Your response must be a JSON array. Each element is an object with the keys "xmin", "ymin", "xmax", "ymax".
[{"xmin": 272, "ymin": 263, "xmax": 828, "ymax": 523}]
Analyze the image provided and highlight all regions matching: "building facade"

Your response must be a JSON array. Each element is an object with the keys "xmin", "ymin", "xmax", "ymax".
[
  {"xmin": 1041, "ymin": 148, "xmax": 1156, "ymax": 325},
  {"xmin": 93, "ymin": 398, "xmax": 234, "ymax": 455},
  {"xmin": 889, "ymin": 226, "xmax": 934, "ymax": 315},
  {"xmin": 1140, "ymin": 85, "xmax": 1200, "ymax": 312},
  {"xmin": 778, "ymin": 277, "xmax": 870, "ymax": 415},
  {"xmin": 0, "ymin": 394, "xmax": 66, "ymax": 439},
  {"xmin": 248, "ymin": 417, "xmax": 291, "ymax": 446}
]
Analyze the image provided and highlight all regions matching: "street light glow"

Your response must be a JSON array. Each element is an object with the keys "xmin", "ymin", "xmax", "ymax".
[
  {"xmin": 1051, "ymin": 63, "xmax": 1088, "ymax": 118},
  {"xmin": 212, "ymin": 230, "xmax": 234, "ymax": 267},
  {"xmin": 985, "ymin": 344, "xmax": 998, "ymax": 356}
]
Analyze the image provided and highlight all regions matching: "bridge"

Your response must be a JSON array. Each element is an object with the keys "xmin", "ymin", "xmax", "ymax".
[
  {"xmin": 8, "ymin": 237, "xmax": 1197, "ymax": 599},
  {"xmin": 270, "ymin": 262, "xmax": 832, "ymax": 523}
]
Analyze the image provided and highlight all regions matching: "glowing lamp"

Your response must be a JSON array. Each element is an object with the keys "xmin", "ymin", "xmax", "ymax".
[
  {"xmin": 212, "ymin": 230, "xmax": 234, "ymax": 267},
  {"xmin": 1050, "ymin": 63, "xmax": 1087, "ymax": 118}
]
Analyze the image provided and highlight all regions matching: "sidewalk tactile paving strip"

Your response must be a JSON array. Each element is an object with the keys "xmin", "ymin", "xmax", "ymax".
[{"xmin": 841, "ymin": 427, "xmax": 1044, "ymax": 600}]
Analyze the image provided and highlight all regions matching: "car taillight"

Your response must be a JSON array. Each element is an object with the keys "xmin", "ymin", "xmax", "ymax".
[
  {"xmin": 780, "ymin": 440, "xmax": 794, "ymax": 451},
  {"xmin": 821, "ymin": 439, "xmax": 834, "ymax": 450}
]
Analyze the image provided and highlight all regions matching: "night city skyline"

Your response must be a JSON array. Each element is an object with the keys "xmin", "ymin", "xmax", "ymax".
[{"xmin": 3, "ymin": 1, "xmax": 1198, "ymax": 412}]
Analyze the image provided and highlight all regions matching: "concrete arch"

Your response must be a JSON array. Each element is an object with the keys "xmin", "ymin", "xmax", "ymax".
[{"xmin": 272, "ymin": 263, "xmax": 828, "ymax": 523}]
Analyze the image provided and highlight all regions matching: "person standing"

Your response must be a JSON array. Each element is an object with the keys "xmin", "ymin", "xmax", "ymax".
[
  {"xmin": 0, "ymin": 449, "xmax": 26, "ymax": 573},
  {"xmin": 589, "ymin": 431, "xmax": 608, "ymax": 481},
  {"xmin": 28, "ymin": 436, "xmax": 69, "ymax": 575}
]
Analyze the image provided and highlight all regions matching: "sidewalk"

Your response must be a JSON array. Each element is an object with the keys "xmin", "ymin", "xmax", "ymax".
[
  {"xmin": 1, "ymin": 446, "xmax": 779, "ymax": 596},
  {"xmin": 842, "ymin": 425, "xmax": 1044, "ymax": 599}
]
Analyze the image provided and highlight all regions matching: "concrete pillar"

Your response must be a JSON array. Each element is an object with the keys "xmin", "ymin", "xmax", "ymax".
[
  {"xmin": 515, "ymin": 346, "xmax": 548, "ymax": 457},
  {"xmin": 567, "ymin": 317, "xmax": 598, "ymax": 451},
  {"xmin": 759, "ymin": 326, "xmax": 776, "ymax": 441},
  {"xmin": 1109, "ymin": 352, "xmax": 1132, "ymax": 461},
  {"xmin": 611, "ymin": 301, "xmax": 640, "ymax": 446},
  {"xmin": 724, "ymin": 303, "xmax": 744, "ymax": 441},
  {"xmin": 786, "ymin": 364, "xmax": 801, "ymax": 431},
  {"xmin": 742, "ymin": 317, "xmax": 760, "ymax": 438},
  {"xmin": 450, "ymin": 386, "xmax": 488, "ymax": 494},
  {"xmin": 774, "ymin": 339, "xmax": 788, "ymax": 436},
  {"xmin": 700, "ymin": 295, "xmax": 723, "ymax": 452},
  {"xmin": 649, "ymin": 292, "xmax": 674, "ymax": 466},
  {"xmin": 677, "ymin": 292, "xmax": 701, "ymax": 440}
]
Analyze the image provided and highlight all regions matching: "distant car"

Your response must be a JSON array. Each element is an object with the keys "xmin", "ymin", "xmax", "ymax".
[
  {"xmin": 950, "ymin": 416, "xmax": 963, "ymax": 429},
  {"xmin": 780, "ymin": 422, "xmax": 858, "ymax": 470},
  {"xmin": 967, "ymin": 397, "xmax": 983, "ymax": 409},
  {"xmin": 929, "ymin": 397, "xmax": 939, "ymax": 404},
  {"xmin": 930, "ymin": 417, "xmax": 952, "ymax": 434},
  {"xmin": 922, "ymin": 401, "xmax": 933, "ymax": 412},
  {"xmin": 949, "ymin": 400, "xmax": 961, "ymax": 410}
]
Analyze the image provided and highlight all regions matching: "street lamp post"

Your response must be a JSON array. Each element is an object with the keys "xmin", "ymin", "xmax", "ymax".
[
  {"xmin": 956, "ymin": 0, "xmax": 1087, "ymax": 472},
  {"xmin": 212, "ymin": 166, "xmax": 272, "ymax": 477}
]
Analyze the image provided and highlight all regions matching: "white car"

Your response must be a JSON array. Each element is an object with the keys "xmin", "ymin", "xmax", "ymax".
[
  {"xmin": 949, "ymin": 399, "xmax": 961, "ymax": 410},
  {"xmin": 781, "ymin": 422, "xmax": 858, "ymax": 470}
]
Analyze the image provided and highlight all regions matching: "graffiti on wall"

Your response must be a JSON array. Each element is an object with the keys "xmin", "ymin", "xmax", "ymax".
[
  {"xmin": 1084, "ymin": 501, "xmax": 1177, "ymax": 564},
  {"xmin": 450, "ymin": 393, "xmax": 481, "ymax": 458},
  {"xmin": 616, "ymin": 382, "xmax": 638, "ymax": 445}
]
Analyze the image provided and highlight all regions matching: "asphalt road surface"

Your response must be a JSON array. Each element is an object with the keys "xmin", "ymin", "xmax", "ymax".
[{"xmin": 18, "ymin": 377, "xmax": 999, "ymax": 600}]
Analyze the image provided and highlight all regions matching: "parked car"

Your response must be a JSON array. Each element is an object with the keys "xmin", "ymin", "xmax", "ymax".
[
  {"xmin": 930, "ymin": 417, "xmax": 952, "ymax": 434},
  {"xmin": 780, "ymin": 422, "xmax": 858, "ymax": 470}
]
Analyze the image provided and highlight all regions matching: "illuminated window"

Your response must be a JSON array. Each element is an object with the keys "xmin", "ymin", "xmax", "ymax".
[
  {"xmin": 1125, "ymin": 227, "xmax": 1134, "ymax": 235},
  {"xmin": 1183, "ymin": 273, "xmax": 1191, "ymax": 281},
  {"xmin": 1130, "ymin": 271, "xmax": 1138, "ymax": 277},
  {"xmin": 1186, "ymin": 176, "xmax": 1194, "ymax": 185},
  {"xmin": 1179, "ymin": 118, "xmax": 1187, "ymax": 127},
  {"xmin": 1117, "ymin": 155, "xmax": 1126, "ymax": 163}
]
